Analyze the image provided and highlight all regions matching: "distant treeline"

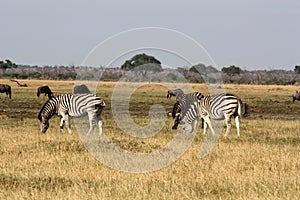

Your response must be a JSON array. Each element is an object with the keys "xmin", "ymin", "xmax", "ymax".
[{"xmin": 1, "ymin": 59, "xmax": 300, "ymax": 85}]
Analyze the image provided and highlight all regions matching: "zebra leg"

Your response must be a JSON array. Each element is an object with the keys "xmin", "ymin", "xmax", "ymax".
[
  {"xmin": 203, "ymin": 120, "xmax": 207, "ymax": 135},
  {"xmin": 59, "ymin": 116, "xmax": 65, "ymax": 134},
  {"xmin": 64, "ymin": 114, "xmax": 72, "ymax": 134},
  {"xmin": 87, "ymin": 112, "xmax": 96, "ymax": 135},
  {"xmin": 203, "ymin": 116, "xmax": 215, "ymax": 135},
  {"xmin": 98, "ymin": 120, "xmax": 103, "ymax": 136},
  {"xmin": 192, "ymin": 118, "xmax": 199, "ymax": 132},
  {"xmin": 235, "ymin": 115, "xmax": 240, "ymax": 136},
  {"xmin": 224, "ymin": 114, "xmax": 232, "ymax": 136}
]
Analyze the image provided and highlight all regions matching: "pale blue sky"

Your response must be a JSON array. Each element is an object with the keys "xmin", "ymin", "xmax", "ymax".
[{"xmin": 0, "ymin": 0, "xmax": 299, "ymax": 70}]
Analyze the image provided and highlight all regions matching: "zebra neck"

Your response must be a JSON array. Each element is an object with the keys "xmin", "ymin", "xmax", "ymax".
[
  {"xmin": 44, "ymin": 108, "xmax": 57, "ymax": 120},
  {"xmin": 39, "ymin": 98, "xmax": 59, "ymax": 120}
]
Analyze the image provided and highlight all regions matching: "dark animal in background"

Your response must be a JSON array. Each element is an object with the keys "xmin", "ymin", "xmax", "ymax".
[
  {"xmin": 292, "ymin": 91, "xmax": 300, "ymax": 103},
  {"xmin": 0, "ymin": 84, "xmax": 11, "ymax": 98},
  {"xmin": 167, "ymin": 88, "xmax": 184, "ymax": 100},
  {"xmin": 37, "ymin": 86, "xmax": 53, "ymax": 99},
  {"xmin": 73, "ymin": 84, "xmax": 92, "ymax": 94}
]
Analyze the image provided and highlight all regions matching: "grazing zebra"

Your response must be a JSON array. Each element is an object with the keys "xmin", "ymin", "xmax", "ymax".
[
  {"xmin": 292, "ymin": 91, "xmax": 300, "ymax": 103},
  {"xmin": 198, "ymin": 93, "xmax": 247, "ymax": 136},
  {"xmin": 169, "ymin": 101, "xmax": 181, "ymax": 129},
  {"xmin": 0, "ymin": 84, "xmax": 11, "ymax": 98},
  {"xmin": 37, "ymin": 86, "xmax": 53, "ymax": 99},
  {"xmin": 73, "ymin": 84, "xmax": 92, "ymax": 94},
  {"xmin": 38, "ymin": 93, "xmax": 105, "ymax": 135},
  {"xmin": 168, "ymin": 90, "xmax": 247, "ymax": 136},
  {"xmin": 167, "ymin": 89, "xmax": 203, "ymax": 132},
  {"xmin": 167, "ymin": 89, "xmax": 184, "ymax": 130}
]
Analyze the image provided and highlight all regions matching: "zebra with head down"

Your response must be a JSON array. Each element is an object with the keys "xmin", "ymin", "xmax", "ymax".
[
  {"xmin": 38, "ymin": 93, "xmax": 105, "ymax": 135},
  {"xmin": 168, "ymin": 89, "xmax": 247, "ymax": 136},
  {"xmin": 167, "ymin": 89, "xmax": 203, "ymax": 133}
]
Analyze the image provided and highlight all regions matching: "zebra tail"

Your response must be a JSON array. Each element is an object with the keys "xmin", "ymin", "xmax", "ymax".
[
  {"xmin": 243, "ymin": 103, "xmax": 248, "ymax": 117},
  {"xmin": 237, "ymin": 99, "xmax": 242, "ymax": 117},
  {"xmin": 238, "ymin": 99, "xmax": 248, "ymax": 118},
  {"xmin": 240, "ymin": 103, "xmax": 248, "ymax": 117}
]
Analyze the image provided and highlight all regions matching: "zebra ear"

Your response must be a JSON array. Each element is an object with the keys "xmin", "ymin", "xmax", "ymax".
[
  {"xmin": 167, "ymin": 92, "xmax": 171, "ymax": 99},
  {"xmin": 196, "ymin": 93, "xmax": 204, "ymax": 100}
]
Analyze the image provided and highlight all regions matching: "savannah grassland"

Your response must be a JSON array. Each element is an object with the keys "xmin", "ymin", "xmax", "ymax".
[{"xmin": 0, "ymin": 79, "xmax": 299, "ymax": 199}]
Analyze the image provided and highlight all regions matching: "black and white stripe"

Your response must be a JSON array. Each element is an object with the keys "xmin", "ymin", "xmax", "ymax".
[
  {"xmin": 167, "ymin": 89, "xmax": 203, "ymax": 132},
  {"xmin": 169, "ymin": 101, "xmax": 181, "ymax": 129},
  {"xmin": 198, "ymin": 93, "xmax": 246, "ymax": 136},
  {"xmin": 179, "ymin": 93, "xmax": 202, "ymax": 133},
  {"xmin": 38, "ymin": 93, "xmax": 105, "ymax": 135}
]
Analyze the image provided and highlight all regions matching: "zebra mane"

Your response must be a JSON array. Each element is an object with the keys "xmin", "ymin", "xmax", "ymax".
[{"xmin": 38, "ymin": 97, "xmax": 58, "ymax": 121}]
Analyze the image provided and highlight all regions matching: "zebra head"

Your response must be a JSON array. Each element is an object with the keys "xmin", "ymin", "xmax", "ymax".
[
  {"xmin": 38, "ymin": 97, "xmax": 57, "ymax": 133},
  {"xmin": 180, "ymin": 99, "xmax": 200, "ymax": 133},
  {"xmin": 39, "ymin": 116, "xmax": 49, "ymax": 133},
  {"xmin": 181, "ymin": 120, "xmax": 193, "ymax": 133}
]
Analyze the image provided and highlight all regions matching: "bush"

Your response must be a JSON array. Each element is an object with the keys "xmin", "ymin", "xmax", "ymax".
[{"xmin": 28, "ymin": 72, "xmax": 42, "ymax": 79}]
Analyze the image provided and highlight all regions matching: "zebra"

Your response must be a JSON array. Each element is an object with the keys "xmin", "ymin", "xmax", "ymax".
[
  {"xmin": 38, "ymin": 93, "xmax": 105, "ymax": 135},
  {"xmin": 198, "ymin": 93, "xmax": 247, "ymax": 136},
  {"xmin": 167, "ymin": 89, "xmax": 185, "ymax": 130},
  {"xmin": 167, "ymin": 89, "xmax": 203, "ymax": 132},
  {"xmin": 168, "ymin": 90, "xmax": 247, "ymax": 136},
  {"xmin": 169, "ymin": 101, "xmax": 181, "ymax": 129}
]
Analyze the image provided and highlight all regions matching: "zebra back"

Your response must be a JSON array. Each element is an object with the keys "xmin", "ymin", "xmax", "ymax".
[
  {"xmin": 199, "ymin": 93, "xmax": 241, "ymax": 120},
  {"xmin": 59, "ymin": 94, "xmax": 105, "ymax": 116},
  {"xmin": 38, "ymin": 94, "xmax": 105, "ymax": 121}
]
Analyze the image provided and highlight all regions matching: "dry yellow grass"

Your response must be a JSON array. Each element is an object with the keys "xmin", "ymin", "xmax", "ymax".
[{"xmin": 0, "ymin": 80, "xmax": 299, "ymax": 199}]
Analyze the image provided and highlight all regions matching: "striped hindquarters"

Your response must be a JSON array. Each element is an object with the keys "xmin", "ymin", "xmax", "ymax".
[{"xmin": 199, "ymin": 93, "xmax": 240, "ymax": 120}]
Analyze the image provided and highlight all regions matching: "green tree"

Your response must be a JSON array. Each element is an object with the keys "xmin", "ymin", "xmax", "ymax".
[
  {"xmin": 0, "ymin": 59, "xmax": 18, "ymax": 73},
  {"xmin": 121, "ymin": 53, "xmax": 162, "ymax": 71},
  {"xmin": 221, "ymin": 65, "xmax": 242, "ymax": 76},
  {"xmin": 294, "ymin": 65, "xmax": 300, "ymax": 74}
]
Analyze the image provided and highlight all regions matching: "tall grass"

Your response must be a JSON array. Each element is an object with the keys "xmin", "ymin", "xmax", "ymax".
[{"xmin": 0, "ymin": 80, "xmax": 299, "ymax": 199}]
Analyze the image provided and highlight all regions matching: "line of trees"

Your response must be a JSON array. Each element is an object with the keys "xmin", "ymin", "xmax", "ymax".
[{"xmin": 0, "ymin": 56, "xmax": 299, "ymax": 85}]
